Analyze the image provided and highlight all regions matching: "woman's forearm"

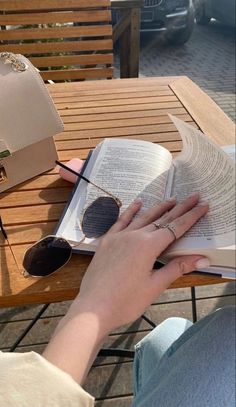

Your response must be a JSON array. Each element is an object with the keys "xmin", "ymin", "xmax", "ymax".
[{"xmin": 42, "ymin": 302, "xmax": 109, "ymax": 384}]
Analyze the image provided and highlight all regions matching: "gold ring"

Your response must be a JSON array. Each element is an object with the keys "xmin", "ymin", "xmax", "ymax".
[{"xmin": 163, "ymin": 223, "xmax": 177, "ymax": 240}]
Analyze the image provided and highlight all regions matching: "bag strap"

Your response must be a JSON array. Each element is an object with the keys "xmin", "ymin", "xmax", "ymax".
[{"xmin": 0, "ymin": 52, "xmax": 28, "ymax": 73}]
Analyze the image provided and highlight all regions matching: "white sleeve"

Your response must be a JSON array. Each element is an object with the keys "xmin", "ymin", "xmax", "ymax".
[{"xmin": 0, "ymin": 351, "xmax": 94, "ymax": 407}]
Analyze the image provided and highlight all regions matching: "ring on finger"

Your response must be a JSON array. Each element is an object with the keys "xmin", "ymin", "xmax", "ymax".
[
  {"xmin": 162, "ymin": 223, "xmax": 177, "ymax": 240},
  {"xmin": 152, "ymin": 222, "xmax": 163, "ymax": 230},
  {"xmin": 152, "ymin": 222, "xmax": 177, "ymax": 241}
]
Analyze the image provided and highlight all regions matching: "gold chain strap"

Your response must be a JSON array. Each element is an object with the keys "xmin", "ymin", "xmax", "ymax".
[{"xmin": 0, "ymin": 52, "xmax": 28, "ymax": 72}]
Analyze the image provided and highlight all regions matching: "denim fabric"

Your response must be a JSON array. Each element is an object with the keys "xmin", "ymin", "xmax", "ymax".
[{"xmin": 132, "ymin": 306, "xmax": 236, "ymax": 407}]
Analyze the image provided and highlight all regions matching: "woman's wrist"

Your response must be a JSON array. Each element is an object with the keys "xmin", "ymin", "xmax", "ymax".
[
  {"xmin": 57, "ymin": 297, "xmax": 113, "ymax": 340},
  {"xmin": 43, "ymin": 300, "xmax": 111, "ymax": 384}
]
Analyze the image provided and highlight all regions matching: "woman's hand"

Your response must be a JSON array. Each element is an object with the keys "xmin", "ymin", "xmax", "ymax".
[
  {"xmin": 73, "ymin": 192, "xmax": 209, "ymax": 333},
  {"xmin": 44, "ymin": 193, "xmax": 209, "ymax": 384}
]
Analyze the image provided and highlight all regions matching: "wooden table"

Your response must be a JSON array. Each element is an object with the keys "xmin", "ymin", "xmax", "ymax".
[
  {"xmin": 0, "ymin": 76, "xmax": 235, "ymax": 308},
  {"xmin": 112, "ymin": 0, "xmax": 143, "ymax": 78}
]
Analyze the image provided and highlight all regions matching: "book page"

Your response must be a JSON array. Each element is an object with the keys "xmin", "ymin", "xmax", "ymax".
[
  {"xmin": 85, "ymin": 138, "xmax": 173, "ymax": 214},
  {"xmin": 170, "ymin": 116, "xmax": 235, "ymax": 249},
  {"xmin": 222, "ymin": 144, "xmax": 235, "ymax": 161},
  {"xmin": 57, "ymin": 138, "xmax": 172, "ymax": 244}
]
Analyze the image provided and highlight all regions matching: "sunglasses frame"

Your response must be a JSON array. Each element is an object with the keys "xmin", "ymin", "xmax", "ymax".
[
  {"xmin": 23, "ymin": 194, "xmax": 121, "ymax": 278},
  {"xmin": 22, "ymin": 161, "xmax": 123, "ymax": 278},
  {"xmin": 23, "ymin": 234, "xmax": 86, "ymax": 278},
  {"xmin": 56, "ymin": 160, "xmax": 122, "ymax": 208}
]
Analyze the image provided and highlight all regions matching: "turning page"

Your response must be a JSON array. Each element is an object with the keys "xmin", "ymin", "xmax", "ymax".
[
  {"xmin": 84, "ymin": 138, "xmax": 172, "ymax": 213},
  {"xmin": 167, "ymin": 115, "xmax": 235, "ymax": 264}
]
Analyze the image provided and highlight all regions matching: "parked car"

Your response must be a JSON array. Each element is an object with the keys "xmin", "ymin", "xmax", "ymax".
[
  {"xmin": 113, "ymin": 0, "xmax": 195, "ymax": 45},
  {"xmin": 193, "ymin": 0, "xmax": 236, "ymax": 26}
]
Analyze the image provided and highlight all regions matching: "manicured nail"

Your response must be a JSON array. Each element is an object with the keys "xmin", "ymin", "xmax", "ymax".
[{"xmin": 195, "ymin": 258, "xmax": 210, "ymax": 270}]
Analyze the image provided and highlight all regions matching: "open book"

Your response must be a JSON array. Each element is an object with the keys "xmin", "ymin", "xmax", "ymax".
[{"xmin": 56, "ymin": 116, "xmax": 236, "ymax": 277}]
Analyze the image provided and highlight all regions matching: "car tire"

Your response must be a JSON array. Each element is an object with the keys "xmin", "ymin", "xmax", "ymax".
[
  {"xmin": 195, "ymin": 3, "xmax": 211, "ymax": 25},
  {"xmin": 165, "ymin": 11, "xmax": 195, "ymax": 46}
]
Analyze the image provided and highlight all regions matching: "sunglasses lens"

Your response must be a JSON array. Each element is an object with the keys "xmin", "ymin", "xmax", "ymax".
[
  {"xmin": 82, "ymin": 196, "xmax": 120, "ymax": 238},
  {"xmin": 23, "ymin": 236, "xmax": 72, "ymax": 277}
]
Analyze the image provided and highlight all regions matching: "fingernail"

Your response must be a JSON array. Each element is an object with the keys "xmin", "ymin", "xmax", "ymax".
[
  {"xmin": 198, "ymin": 201, "xmax": 209, "ymax": 207},
  {"xmin": 168, "ymin": 196, "xmax": 176, "ymax": 202},
  {"xmin": 190, "ymin": 192, "xmax": 199, "ymax": 198},
  {"xmin": 134, "ymin": 198, "xmax": 142, "ymax": 204},
  {"xmin": 195, "ymin": 258, "xmax": 210, "ymax": 270}
]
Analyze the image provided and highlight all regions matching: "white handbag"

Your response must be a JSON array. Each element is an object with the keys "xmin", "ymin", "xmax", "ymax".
[{"xmin": 0, "ymin": 52, "xmax": 64, "ymax": 192}]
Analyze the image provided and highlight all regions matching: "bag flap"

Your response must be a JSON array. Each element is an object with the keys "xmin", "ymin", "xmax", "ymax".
[{"xmin": 0, "ymin": 53, "xmax": 64, "ymax": 157}]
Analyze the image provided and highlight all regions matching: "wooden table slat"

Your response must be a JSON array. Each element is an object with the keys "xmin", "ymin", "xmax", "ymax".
[
  {"xmin": 57, "ymin": 142, "xmax": 183, "ymax": 161},
  {"xmin": 52, "ymin": 89, "xmax": 174, "ymax": 103},
  {"xmin": 55, "ymin": 122, "xmax": 195, "ymax": 141},
  {"xmin": 1, "ymin": 203, "xmax": 65, "ymax": 226},
  {"xmin": 47, "ymin": 77, "xmax": 181, "ymax": 93},
  {"xmin": 0, "ymin": 188, "xmax": 71, "ymax": 209},
  {"xmin": 55, "ymin": 95, "xmax": 178, "ymax": 110},
  {"xmin": 0, "ymin": 222, "xmax": 58, "ymax": 247},
  {"xmin": 51, "ymin": 85, "xmax": 171, "ymax": 98},
  {"xmin": 57, "ymin": 101, "xmax": 183, "ymax": 117},
  {"xmin": 2, "ymin": 174, "xmax": 70, "ymax": 192},
  {"xmin": 56, "ymin": 131, "xmax": 182, "ymax": 150},
  {"xmin": 61, "ymin": 113, "xmax": 192, "ymax": 131},
  {"xmin": 60, "ymin": 107, "xmax": 187, "ymax": 123}
]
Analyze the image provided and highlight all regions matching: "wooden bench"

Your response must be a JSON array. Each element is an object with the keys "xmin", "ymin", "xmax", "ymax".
[{"xmin": 0, "ymin": 0, "xmax": 114, "ymax": 81}]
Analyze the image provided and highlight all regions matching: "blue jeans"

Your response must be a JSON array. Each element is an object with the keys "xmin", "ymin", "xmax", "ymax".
[{"xmin": 132, "ymin": 306, "xmax": 236, "ymax": 407}]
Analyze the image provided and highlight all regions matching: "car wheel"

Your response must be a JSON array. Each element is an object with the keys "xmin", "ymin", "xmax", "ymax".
[
  {"xmin": 165, "ymin": 12, "xmax": 194, "ymax": 46},
  {"xmin": 195, "ymin": 2, "xmax": 211, "ymax": 25}
]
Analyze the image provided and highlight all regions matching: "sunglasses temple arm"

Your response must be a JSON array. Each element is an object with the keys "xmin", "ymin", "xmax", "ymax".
[
  {"xmin": 56, "ymin": 160, "xmax": 92, "ymax": 185},
  {"xmin": 0, "ymin": 216, "xmax": 8, "ymax": 240},
  {"xmin": 88, "ymin": 181, "xmax": 122, "ymax": 206},
  {"xmin": 56, "ymin": 161, "xmax": 122, "ymax": 207},
  {"xmin": 0, "ymin": 216, "xmax": 20, "ymax": 275}
]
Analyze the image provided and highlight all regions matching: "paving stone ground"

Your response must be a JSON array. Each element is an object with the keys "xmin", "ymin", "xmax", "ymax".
[{"xmin": 115, "ymin": 20, "xmax": 236, "ymax": 122}]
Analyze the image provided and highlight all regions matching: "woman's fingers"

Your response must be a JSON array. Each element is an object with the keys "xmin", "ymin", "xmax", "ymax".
[
  {"xmin": 151, "ymin": 202, "xmax": 209, "ymax": 254},
  {"xmin": 107, "ymin": 199, "xmax": 142, "ymax": 234},
  {"xmin": 126, "ymin": 197, "xmax": 176, "ymax": 231},
  {"xmin": 109, "ymin": 193, "xmax": 207, "ymax": 242},
  {"xmin": 149, "ymin": 255, "xmax": 210, "ymax": 296},
  {"xmin": 161, "ymin": 192, "xmax": 200, "ymax": 223},
  {"xmin": 146, "ymin": 192, "xmax": 200, "ymax": 231}
]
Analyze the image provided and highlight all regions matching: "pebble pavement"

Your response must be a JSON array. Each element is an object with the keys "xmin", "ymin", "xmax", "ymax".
[{"xmin": 115, "ymin": 20, "xmax": 236, "ymax": 122}]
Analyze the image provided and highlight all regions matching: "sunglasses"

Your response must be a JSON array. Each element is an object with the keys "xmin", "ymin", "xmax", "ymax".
[{"xmin": 22, "ymin": 161, "xmax": 122, "ymax": 278}]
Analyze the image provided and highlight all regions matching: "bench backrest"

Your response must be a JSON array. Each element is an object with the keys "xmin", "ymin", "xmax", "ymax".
[{"xmin": 0, "ymin": 0, "xmax": 113, "ymax": 81}]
